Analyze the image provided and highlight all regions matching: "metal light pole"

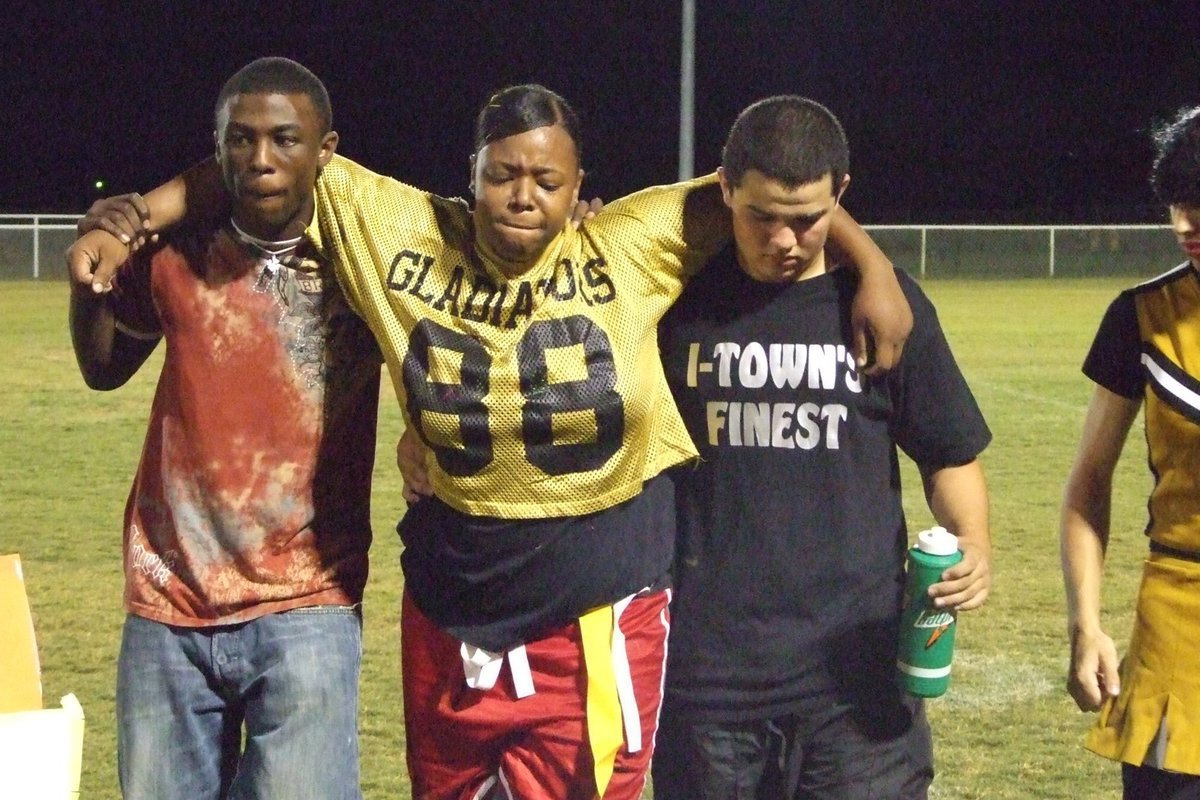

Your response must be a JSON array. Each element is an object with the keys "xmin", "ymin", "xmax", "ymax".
[{"xmin": 678, "ymin": 0, "xmax": 695, "ymax": 180}]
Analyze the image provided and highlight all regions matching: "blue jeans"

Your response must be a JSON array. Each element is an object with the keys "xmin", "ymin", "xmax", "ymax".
[{"xmin": 117, "ymin": 607, "xmax": 363, "ymax": 800}]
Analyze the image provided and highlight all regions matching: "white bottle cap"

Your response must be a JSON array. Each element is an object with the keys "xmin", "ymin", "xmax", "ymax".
[{"xmin": 916, "ymin": 526, "xmax": 959, "ymax": 556}]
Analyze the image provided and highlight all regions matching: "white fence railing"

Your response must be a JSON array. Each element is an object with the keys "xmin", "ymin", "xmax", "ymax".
[
  {"xmin": 0, "ymin": 216, "xmax": 1178, "ymax": 280},
  {"xmin": 865, "ymin": 224, "xmax": 1176, "ymax": 279},
  {"xmin": 0, "ymin": 214, "xmax": 80, "ymax": 280}
]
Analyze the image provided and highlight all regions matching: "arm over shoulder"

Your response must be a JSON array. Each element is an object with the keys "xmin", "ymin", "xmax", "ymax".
[
  {"xmin": 591, "ymin": 173, "xmax": 728, "ymax": 287},
  {"xmin": 312, "ymin": 154, "xmax": 463, "ymax": 320}
]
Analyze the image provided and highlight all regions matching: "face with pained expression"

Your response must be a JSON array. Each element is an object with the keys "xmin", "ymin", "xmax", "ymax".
[{"xmin": 469, "ymin": 123, "xmax": 583, "ymax": 273}]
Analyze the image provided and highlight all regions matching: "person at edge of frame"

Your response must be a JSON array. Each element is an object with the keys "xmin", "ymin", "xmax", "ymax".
[{"xmin": 1062, "ymin": 104, "xmax": 1200, "ymax": 800}]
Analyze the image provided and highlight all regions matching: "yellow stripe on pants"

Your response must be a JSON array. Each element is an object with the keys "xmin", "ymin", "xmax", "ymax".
[{"xmin": 579, "ymin": 604, "xmax": 623, "ymax": 798}]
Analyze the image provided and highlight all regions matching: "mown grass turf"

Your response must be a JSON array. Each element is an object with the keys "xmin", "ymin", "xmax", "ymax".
[{"xmin": 1, "ymin": 277, "xmax": 1152, "ymax": 798}]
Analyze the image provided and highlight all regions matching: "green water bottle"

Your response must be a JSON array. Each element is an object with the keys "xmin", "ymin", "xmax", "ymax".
[{"xmin": 897, "ymin": 526, "xmax": 963, "ymax": 698}]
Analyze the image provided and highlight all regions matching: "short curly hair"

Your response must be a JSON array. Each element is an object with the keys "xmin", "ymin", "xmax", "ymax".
[
  {"xmin": 1150, "ymin": 106, "xmax": 1200, "ymax": 206},
  {"xmin": 721, "ymin": 96, "xmax": 847, "ymax": 192},
  {"xmin": 214, "ymin": 57, "xmax": 332, "ymax": 134}
]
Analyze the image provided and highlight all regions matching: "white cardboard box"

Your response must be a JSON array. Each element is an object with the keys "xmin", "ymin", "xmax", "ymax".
[
  {"xmin": 0, "ymin": 694, "xmax": 85, "ymax": 799},
  {"xmin": 0, "ymin": 555, "xmax": 85, "ymax": 799}
]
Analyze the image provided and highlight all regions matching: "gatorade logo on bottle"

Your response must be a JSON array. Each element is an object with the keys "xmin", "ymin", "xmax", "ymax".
[{"xmin": 911, "ymin": 609, "xmax": 954, "ymax": 648}]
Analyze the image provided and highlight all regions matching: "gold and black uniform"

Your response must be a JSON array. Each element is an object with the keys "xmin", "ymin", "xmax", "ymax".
[
  {"xmin": 309, "ymin": 154, "xmax": 723, "ymax": 516},
  {"xmin": 306, "ymin": 155, "xmax": 727, "ymax": 647},
  {"xmin": 1082, "ymin": 262, "xmax": 1200, "ymax": 774}
]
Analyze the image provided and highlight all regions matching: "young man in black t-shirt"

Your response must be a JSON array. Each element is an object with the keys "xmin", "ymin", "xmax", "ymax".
[{"xmin": 652, "ymin": 96, "xmax": 992, "ymax": 800}]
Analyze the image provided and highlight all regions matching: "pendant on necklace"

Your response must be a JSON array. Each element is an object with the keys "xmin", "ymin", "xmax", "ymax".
[{"xmin": 264, "ymin": 254, "xmax": 282, "ymax": 275}]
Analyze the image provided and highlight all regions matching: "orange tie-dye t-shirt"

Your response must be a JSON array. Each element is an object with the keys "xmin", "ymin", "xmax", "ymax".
[{"xmin": 107, "ymin": 228, "xmax": 381, "ymax": 626}]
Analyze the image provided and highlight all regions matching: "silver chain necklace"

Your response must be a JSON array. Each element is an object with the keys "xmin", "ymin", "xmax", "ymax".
[{"xmin": 229, "ymin": 218, "xmax": 304, "ymax": 274}]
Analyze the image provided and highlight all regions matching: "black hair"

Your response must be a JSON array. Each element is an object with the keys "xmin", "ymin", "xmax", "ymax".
[
  {"xmin": 1151, "ymin": 106, "xmax": 1200, "ymax": 206},
  {"xmin": 214, "ymin": 57, "xmax": 332, "ymax": 133},
  {"xmin": 474, "ymin": 84, "xmax": 581, "ymax": 162},
  {"xmin": 721, "ymin": 96, "xmax": 847, "ymax": 192}
]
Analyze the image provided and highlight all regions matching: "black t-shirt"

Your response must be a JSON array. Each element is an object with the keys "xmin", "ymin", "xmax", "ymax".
[
  {"xmin": 658, "ymin": 248, "xmax": 991, "ymax": 721},
  {"xmin": 398, "ymin": 472, "xmax": 675, "ymax": 652}
]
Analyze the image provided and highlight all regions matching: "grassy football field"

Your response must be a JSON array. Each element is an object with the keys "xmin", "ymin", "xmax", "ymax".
[{"xmin": 1, "ymin": 277, "xmax": 1151, "ymax": 798}]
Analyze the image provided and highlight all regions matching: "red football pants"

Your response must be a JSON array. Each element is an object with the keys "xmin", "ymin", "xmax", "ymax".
[{"xmin": 401, "ymin": 589, "xmax": 671, "ymax": 800}]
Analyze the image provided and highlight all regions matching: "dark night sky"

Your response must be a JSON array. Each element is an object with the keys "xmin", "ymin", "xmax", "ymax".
[{"xmin": 4, "ymin": 1, "xmax": 1200, "ymax": 223}]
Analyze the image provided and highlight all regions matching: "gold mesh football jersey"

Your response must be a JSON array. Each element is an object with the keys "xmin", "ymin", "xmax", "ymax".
[{"xmin": 307, "ymin": 155, "xmax": 727, "ymax": 517}]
